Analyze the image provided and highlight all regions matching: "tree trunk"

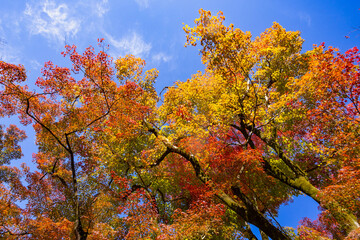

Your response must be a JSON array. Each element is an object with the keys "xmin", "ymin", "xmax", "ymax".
[{"xmin": 155, "ymin": 132, "xmax": 292, "ymax": 240}]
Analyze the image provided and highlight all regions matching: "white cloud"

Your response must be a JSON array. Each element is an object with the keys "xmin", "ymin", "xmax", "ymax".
[
  {"xmin": 97, "ymin": 0, "xmax": 109, "ymax": 17},
  {"xmin": 29, "ymin": 59, "xmax": 43, "ymax": 70},
  {"xmin": 106, "ymin": 32, "xmax": 152, "ymax": 58},
  {"xmin": 94, "ymin": 0, "xmax": 110, "ymax": 17},
  {"xmin": 0, "ymin": 43, "xmax": 21, "ymax": 64},
  {"xmin": 0, "ymin": 19, "xmax": 21, "ymax": 63},
  {"xmin": 24, "ymin": 0, "xmax": 81, "ymax": 44},
  {"xmin": 76, "ymin": 0, "xmax": 109, "ymax": 18},
  {"xmin": 152, "ymin": 52, "xmax": 172, "ymax": 63},
  {"xmin": 298, "ymin": 12, "xmax": 311, "ymax": 27},
  {"xmin": 135, "ymin": 0, "xmax": 150, "ymax": 9}
]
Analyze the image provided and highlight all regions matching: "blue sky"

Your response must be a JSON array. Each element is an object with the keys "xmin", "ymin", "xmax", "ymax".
[{"xmin": 1, "ymin": 0, "xmax": 359, "ymax": 235}]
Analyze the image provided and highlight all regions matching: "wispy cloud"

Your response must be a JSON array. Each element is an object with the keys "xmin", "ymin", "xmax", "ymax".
[
  {"xmin": 29, "ymin": 59, "xmax": 43, "ymax": 70},
  {"xmin": 298, "ymin": 12, "xmax": 311, "ymax": 27},
  {"xmin": 106, "ymin": 32, "xmax": 152, "ymax": 58},
  {"xmin": 135, "ymin": 0, "xmax": 150, "ymax": 9},
  {"xmin": 93, "ymin": 0, "xmax": 110, "ymax": 17},
  {"xmin": 24, "ymin": 0, "xmax": 81, "ymax": 44},
  {"xmin": 75, "ymin": 0, "xmax": 110, "ymax": 18},
  {"xmin": 152, "ymin": 52, "xmax": 172, "ymax": 63},
  {"xmin": 0, "ymin": 42, "xmax": 21, "ymax": 64},
  {"xmin": 0, "ymin": 21, "xmax": 20, "ymax": 63},
  {"xmin": 90, "ymin": 0, "xmax": 110, "ymax": 18}
]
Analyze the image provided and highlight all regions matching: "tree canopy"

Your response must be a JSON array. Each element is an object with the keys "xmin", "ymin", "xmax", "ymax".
[{"xmin": 0, "ymin": 9, "xmax": 360, "ymax": 240}]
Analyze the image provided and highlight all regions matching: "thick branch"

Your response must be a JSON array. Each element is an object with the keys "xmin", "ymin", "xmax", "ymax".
[
  {"xmin": 149, "ymin": 148, "xmax": 171, "ymax": 167},
  {"xmin": 242, "ymin": 122, "xmax": 305, "ymax": 177},
  {"xmin": 144, "ymin": 120, "xmax": 291, "ymax": 240},
  {"xmin": 233, "ymin": 123, "xmax": 360, "ymax": 234}
]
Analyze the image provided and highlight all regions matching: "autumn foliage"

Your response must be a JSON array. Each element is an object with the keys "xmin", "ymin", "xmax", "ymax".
[{"xmin": 0, "ymin": 9, "xmax": 360, "ymax": 240}]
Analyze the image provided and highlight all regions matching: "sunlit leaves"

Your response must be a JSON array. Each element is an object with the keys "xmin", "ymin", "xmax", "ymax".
[
  {"xmin": 0, "ymin": 8, "xmax": 360, "ymax": 239},
  {"xmin": 181, "ymin": 9, "xmax": 360, "ymax": 238}
]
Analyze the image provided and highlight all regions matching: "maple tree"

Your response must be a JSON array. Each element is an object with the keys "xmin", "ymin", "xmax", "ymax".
[{"xmin": 0, "ymin": 9, "xmax": 360, "ymax": 240}]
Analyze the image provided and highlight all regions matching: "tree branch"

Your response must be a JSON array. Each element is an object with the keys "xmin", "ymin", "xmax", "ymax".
[{"xmin": 144, "ymin": 120, "xmax": 291, "ymax": 240}]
